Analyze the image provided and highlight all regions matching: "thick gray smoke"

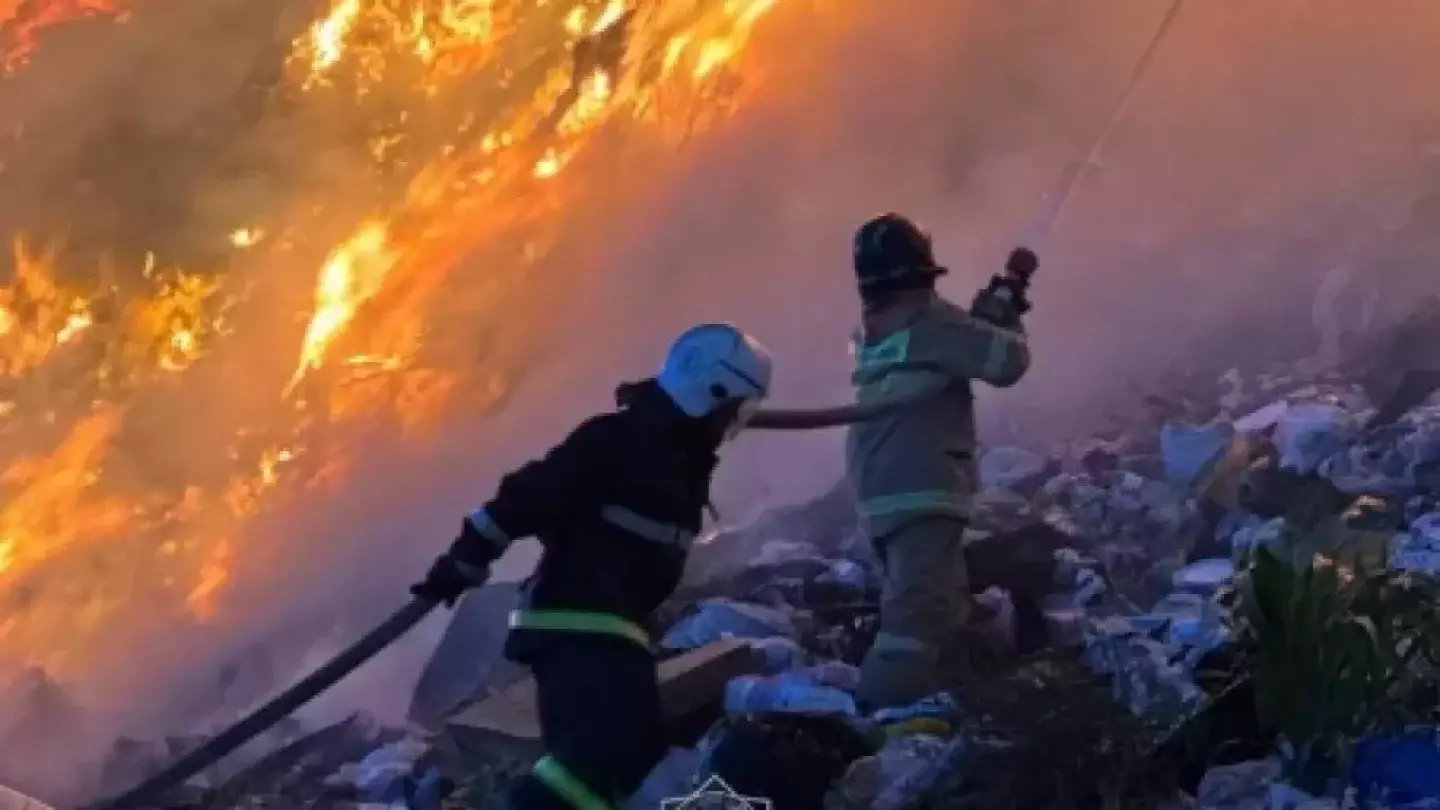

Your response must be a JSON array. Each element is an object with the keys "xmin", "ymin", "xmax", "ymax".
[
  {"xmin": 5, "ymin": 0, "xmax": 1440, "ymax": 800},
  {"xmin": 286, "ymin": 0, "xmax": 1440, "ymax": 736}
]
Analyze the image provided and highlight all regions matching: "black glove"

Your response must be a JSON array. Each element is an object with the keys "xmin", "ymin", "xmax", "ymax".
[
  {"xmin": 970, "ymin": 247, "xmax": 1037, "ymax": 328},
  {"xmin": 1003, "ymin": 247, "xmax": 1037, "ymax": 316},
  {"xmin": 410, "ymin": 520, "xmax": 495, "ymax": 607}
]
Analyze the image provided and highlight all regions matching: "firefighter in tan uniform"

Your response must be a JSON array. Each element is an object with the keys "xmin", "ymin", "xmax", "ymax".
[{"xmin": 752, "ymin": 213, "xmax": 1033, "ymax": 709}]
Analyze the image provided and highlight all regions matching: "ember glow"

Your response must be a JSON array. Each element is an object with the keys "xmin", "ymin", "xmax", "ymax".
[
  {"xmin": 0, "ymin": 0, "xmax": 126, "ymax": 71},
  {"xmin": 0, "ymin": 0, "xmax": 787, "ymax": 681}
]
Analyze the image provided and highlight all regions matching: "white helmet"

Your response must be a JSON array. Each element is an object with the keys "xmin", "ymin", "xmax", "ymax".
[{"xmin": 656, "ymin": 323, "xmax": 773, "ymax": 425}]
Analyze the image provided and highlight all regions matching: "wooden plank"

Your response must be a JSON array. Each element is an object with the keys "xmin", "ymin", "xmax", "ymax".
[{"xmin": 440, "ymin": 639, "xmax": 759, "ymax": 766}]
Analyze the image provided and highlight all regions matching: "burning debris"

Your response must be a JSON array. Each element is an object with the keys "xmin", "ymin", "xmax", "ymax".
[
  {"xmin": 4, "ymin": 1, "xmax": 1440, "ymax": 809},
  {"xmin": 0, "ymin": 0, "xmax": 786, "ymax": 691}
]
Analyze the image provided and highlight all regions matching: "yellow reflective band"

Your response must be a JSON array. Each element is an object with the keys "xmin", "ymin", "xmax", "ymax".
[
  {"xmin": 533, "ymin": 755, "xmax": 613, "ymax": 810},
  {"xmin": 859, "ymin": 491, "xmax": 970, "ymax": 518},
  {"xmin": 508, "ymin": 609, "xmax": 651, "ymax": 648}
]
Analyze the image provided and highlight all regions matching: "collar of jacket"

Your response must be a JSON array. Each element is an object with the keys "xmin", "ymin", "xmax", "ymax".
[
  {"xmin": 858, "ymin": 289, "xmax": 936, "ymax": 344},
  {"xmin": 614, "ymin": 379, "xmax": 722, "ymax": 468}
]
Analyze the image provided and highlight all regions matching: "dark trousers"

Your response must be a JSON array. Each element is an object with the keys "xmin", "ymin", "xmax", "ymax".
[{"xmin": 508, "ymin": 637, "xmax": 666, "ymax": 809}]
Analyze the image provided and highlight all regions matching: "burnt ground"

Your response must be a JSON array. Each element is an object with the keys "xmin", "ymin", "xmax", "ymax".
[{"xmin": 935, "ymin": 649, "xmax": 1180, "ymax": 810}]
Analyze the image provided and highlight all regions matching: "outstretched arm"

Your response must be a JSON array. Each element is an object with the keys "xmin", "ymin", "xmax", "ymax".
[{"xmin": 748, "ymin": 376, "xmax": 949, "ymax": 430}]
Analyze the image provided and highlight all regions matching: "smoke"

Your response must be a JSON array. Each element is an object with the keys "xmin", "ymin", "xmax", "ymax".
[{"xmin": 6, "ymin": 0, "xmax": 1440, "ymax": 800}]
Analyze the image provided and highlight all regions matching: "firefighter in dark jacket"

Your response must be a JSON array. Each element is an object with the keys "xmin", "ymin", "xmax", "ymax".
[{"xmin": 410, "ymin": 323, "xmax": 773, "ymax": 810}]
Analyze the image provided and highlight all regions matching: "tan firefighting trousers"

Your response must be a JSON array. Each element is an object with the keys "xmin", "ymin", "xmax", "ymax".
[{"xmin": 856, "ymin": 515, "xmax": 973, "ymax": 711}]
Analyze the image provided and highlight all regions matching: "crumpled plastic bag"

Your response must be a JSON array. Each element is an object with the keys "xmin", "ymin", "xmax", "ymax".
[
  {"xmin": 1197, "ymin": 758, "xmax": 1283, "ymax": 809},
  {"xmin": 1053, "ymin": 547, "xmax": 1108, "ymax": 607},
  {"xmin": 797, "ymin": 661, "xmax": 862, "ymax": 693},
  {"xmin": 1389, "ymin": 512, "xmax": 1440, "ymax": 575},
  {"xmin": 1081, "ymin": 608, "xmax": 1211, "ymax": 720},
  {"xmin": 1172, "ymin": 558, "xmax": 1236, "ymax": 597},
  {"xmin": 815, "ymin": 559, "xmax": 871, "ymax": 594},
  {"xmin": 724, "ymin": 674, "xmax": 859, "ymax": 717},
  {"xmin": 1230, "ymin": 517, "xmax": 1288, "ymax": 558},
  {"xmin": 1195, "ymin": 758, "xmax": 1336, "ymax": 808},
  {"xmin": 1352, "ymin": 731, "xmax": 1440, "ymax": 808},
  {"xmin": 748, "ymin": 636, "xmax": 808, "ymax": 673},
  {"xmin": 871, "ymin": 693, "xmax": 962, "ymax": 726},
  {"xmin": 980, "ymin": 446, "xmax": 1050, "ymax": 493},
  {"xmin": 661, "ymin": 599, "xmax": 796, "ymax": 651},
  {"xmin": 1161, "ymin": 422, "xmax": 1234, "ymax": 486},
  {"xmin": 1276, "ymin": 404, "xmax": 1354, "ymax": 475},
  {"xmin": 333, "ymin": 736, "xmax": 428, "ymax": 800},
  {"xmin": 824, "ymin": 733, "xmax": 966, "ymax": 810}
]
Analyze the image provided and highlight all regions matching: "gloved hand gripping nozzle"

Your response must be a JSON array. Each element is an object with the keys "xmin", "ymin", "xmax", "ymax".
[{"xmin": 969, "ymin": 247, "xmax": 1036, "ymax": 329}]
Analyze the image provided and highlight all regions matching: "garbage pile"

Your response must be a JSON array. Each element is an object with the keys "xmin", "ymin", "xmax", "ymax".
[{"xmin": 11, "ymin": 355, "xmax": 1440, "ymax": 810}]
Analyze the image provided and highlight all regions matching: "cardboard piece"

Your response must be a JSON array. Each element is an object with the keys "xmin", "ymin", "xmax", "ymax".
[{"xmin": 439, "ymin": 638, "xmax": 760, "ymax": 766}]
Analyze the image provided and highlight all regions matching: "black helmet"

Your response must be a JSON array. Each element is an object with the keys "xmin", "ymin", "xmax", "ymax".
[{"xmin": 853, "ymin": 213, "xmax": 947, "ymax": 295}]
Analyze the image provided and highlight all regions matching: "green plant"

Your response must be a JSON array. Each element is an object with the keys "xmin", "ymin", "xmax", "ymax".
[
  {"xmin": 1230, "ymin": 546, "xmax": 1440, "ymax": 794},
  {"xmin": 1346, "ymin": 567, "xmax": 1440, "ymax": 726}
]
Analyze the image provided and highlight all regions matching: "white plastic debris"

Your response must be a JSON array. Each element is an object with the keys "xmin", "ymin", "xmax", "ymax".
[
  {"xmin": 1231, "ymin": 517, "xmax": 1288, "ymax": 557},
  {"xmin": 1233, "ymin": 401, "xmax": 1291, "ymax": 435},
  {"xmin": 1043, "ymin": 603, "xmax": 1088, "ymax": 647},
  {"xmin": 1276, "ymin": 403, "xmax": 1354, "ymax": 474},
  {"xmin": 346, "ymin": 737, "xmax": 429, "ymax": 797},
  {"xmin": 1266, "ymin": 782, "xmax": 1336, "ymax": 810},
  {"xmin": 1054, "ymin": 547, "xmax": 1108, "ymax": 607},
  {"xmin": 796, "ymin": 660, "xmax": 861, "ymax": 693},
  {"xmin": 723, "ymin": 674, "xmax": 858, "ymax": 717},
  {"xmin": 1193, "ymin": 757, "xmax": 1337, "ymax": 810},
  {"xmin": 747, "ymin": 636, "xmax": 808, "ymax": 673},
  {"xmin": 1390, "ymin": 512, "xmax": 1440, "ymax": 575},
  {"xmin": 980, "ymin": 446, "xmax": 1049, "ymax": 491},
  {"xmin": 1196, "ymin": 758, "xmax": 1283, "ymax": 809},
  {"xmin": 871, "ymin": 693, "xmax": 961, "ymax": 725},
  {"xmin": 817, "ymin": 559, "xmax": 870, "ymax": 593},
  {"xmin": 1081, "ymin": 609, "xmax": 1211, "ymax": 720},
  {"xmin": 826, "ymin": 734, "xmax": 966, "ymax": 810},
  {"xmin": 1172, "ymin": 559, "xmax": 1237, "ymax": 597},
  {"xmin": 661, "ymin": 599, "xmax": 796, "ymax": 651},
  {"xmin": 973, "ymin": 587, "xmax": 1018, "ymax": 655},
  {"xmin": 1161, "ymin": 422, "xmax": 1233, "ymax": 486}
]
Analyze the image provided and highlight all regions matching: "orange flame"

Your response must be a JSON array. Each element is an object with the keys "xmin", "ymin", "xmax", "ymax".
[
  {"xmin": 0, "ymin": 0, "xmax": 126, "ymax": 72},
  {"xmin": 0, "ymin": 0, "xmax": 791, "ymax": 679},
  {"xmin": 0, "ymin": 408, "xmax": 130, "ymax": 579}
]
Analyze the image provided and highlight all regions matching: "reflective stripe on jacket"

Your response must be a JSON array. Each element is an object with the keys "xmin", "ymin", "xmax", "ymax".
[
  {"xmin": 508, "ymin": 607, "xmax": 651, "ymax": 649},
  {"xmin": 846, "ymin": 293, "xmax": 1029, "ymax": 538}
]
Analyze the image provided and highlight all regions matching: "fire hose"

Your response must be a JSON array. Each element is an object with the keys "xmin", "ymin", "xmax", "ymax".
[
  {"xmin": 87, "ymin": 598, "xmax": 438, "ymax": 810},
  {"xmin": 747, "ymin": 0, "xmax": 1185, "ymax": 433}
]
